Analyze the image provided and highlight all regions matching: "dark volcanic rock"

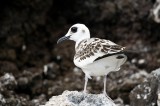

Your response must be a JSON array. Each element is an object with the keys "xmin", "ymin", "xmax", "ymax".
[
  {"xmin": 43, "ymin": 62, "xmax": 60, "ymax": 80},
  {"xmin": 16, "ymin": 68, "xmax": 43, "ymax": 94},
  {"xmin": 0, "ymin": 73, "xmax": 17, "ymax": 90},
  {"xmin": 130, "ymin": 68, "xmax": 160, "ymax": 106},
  {"xmin": 0, "ymin": 61, "xmax": 18, "ymax": 76}
]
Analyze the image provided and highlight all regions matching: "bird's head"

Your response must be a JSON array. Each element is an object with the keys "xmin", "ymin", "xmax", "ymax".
[{"xmin": 57, "ymin": 23, "xmax": 90, "ymax": 44}]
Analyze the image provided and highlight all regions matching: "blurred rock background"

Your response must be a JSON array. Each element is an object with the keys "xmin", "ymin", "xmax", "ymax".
[{"xmin": 0, "ymin": 0, "xmax": 160, "ymax": 106}]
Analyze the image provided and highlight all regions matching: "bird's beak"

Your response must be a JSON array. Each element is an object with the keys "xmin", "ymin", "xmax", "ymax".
[{"xmin": 57, "ymin": 35, "xmax": 70, "ymax": 44}]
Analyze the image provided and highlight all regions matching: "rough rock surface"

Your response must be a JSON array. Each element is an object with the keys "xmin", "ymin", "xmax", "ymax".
[
  {"xmin": 130, "ymin": 68, "xmax": 160, "ymax": 106},
  {"xmin": 41, "ymin": 91, "xmax": 116, "ymax": 106},
  {"xmin": 150, "ymin": 0, "xmax": 160, "ymax": 23}
]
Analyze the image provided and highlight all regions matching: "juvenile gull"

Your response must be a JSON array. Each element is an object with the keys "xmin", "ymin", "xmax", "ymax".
[{"xmin": 57, "ymin": 23, "xmax": 127, "ymax": 101}]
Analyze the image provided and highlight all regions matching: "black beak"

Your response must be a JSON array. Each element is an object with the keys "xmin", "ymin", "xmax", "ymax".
[{"xmin": 57, "ymin": 36, "xmax": 70, "ymax": 44}]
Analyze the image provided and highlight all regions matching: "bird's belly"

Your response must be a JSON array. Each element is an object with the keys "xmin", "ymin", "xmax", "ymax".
[
  {"xmin": 82, "ymin": 63, "xmax": 119, "ymax": 76},
  {"xmin": 81, "ymin": 55, "xmax": 127, "ymax": 76},
  {"xmin": 83, "ymin": 65, "xmax": 113, "ymax": 76}
]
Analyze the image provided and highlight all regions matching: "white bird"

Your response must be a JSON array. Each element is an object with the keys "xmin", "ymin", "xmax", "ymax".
[{"xmin": 57, "ymin": 23, "xmax": 127, "ymax": 101}]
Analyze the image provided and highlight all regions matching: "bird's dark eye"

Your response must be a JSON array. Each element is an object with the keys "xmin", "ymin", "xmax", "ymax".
[{"xmin": 71, "ymin": 27, "xmax": 77, "ymax": 33}]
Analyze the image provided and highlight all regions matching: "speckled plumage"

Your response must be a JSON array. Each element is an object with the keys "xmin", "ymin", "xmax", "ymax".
[
  {"xmin": 74, "ymin": 38, "xmax": 125, "ymax": 62},
  {"xmin": 73, "ymin": 37, "xmax": 127, "ymax": 75}
]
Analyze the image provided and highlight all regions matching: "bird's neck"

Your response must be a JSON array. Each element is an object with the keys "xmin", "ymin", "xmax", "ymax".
[
  {"xmin": 75, "ymin": 32, "xmax": 90, "ymax": 49},
  {"xmin": 75, "ymin": 39, "xmax": 84, "ymax": 49},
  {"xmin": 75, "ymin": 38, "xmax": 88, "ymax": 49}
]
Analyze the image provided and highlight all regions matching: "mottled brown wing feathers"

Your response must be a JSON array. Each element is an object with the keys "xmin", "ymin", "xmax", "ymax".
[{"xmin": 75, "ymin": 38, "xmax": 125, "ymax": 62}]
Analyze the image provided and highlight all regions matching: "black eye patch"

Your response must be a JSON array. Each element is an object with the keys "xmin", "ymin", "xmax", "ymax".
[{"xmin": 71, "ymin": 27, "xmax": 77, "ymax": 33}]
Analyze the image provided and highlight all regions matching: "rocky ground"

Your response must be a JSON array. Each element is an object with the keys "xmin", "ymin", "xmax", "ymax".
[
  {"xmin": 0, "ymin": 0, "xmax": 160, "ymax": 106},
  {"xmin": 41, "ymin": 91, "xmax": 117, "ymax": 106}
]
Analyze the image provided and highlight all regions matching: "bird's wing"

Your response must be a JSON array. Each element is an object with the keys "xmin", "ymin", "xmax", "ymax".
[{"xmin": 74, "ymin": 38, "xmax": 125, "ymax": 66}]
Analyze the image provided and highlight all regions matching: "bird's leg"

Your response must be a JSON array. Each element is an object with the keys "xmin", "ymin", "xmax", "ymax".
[
  {"xmin": 103, "ymin": 75, "xmax": 114, "ymax": 103},
  {"xmin": 103, "ymin": 75, "xmax": 107, "ymax": 95},
  {"xmin": 83, "ymin": 75, "xmax": 88, "ymax": 93}
]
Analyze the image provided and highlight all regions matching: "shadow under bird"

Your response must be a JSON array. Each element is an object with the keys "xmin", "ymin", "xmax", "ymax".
[{"xmin": 57, "ymin": 23, "xmax": 127, "ymax": 101}]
